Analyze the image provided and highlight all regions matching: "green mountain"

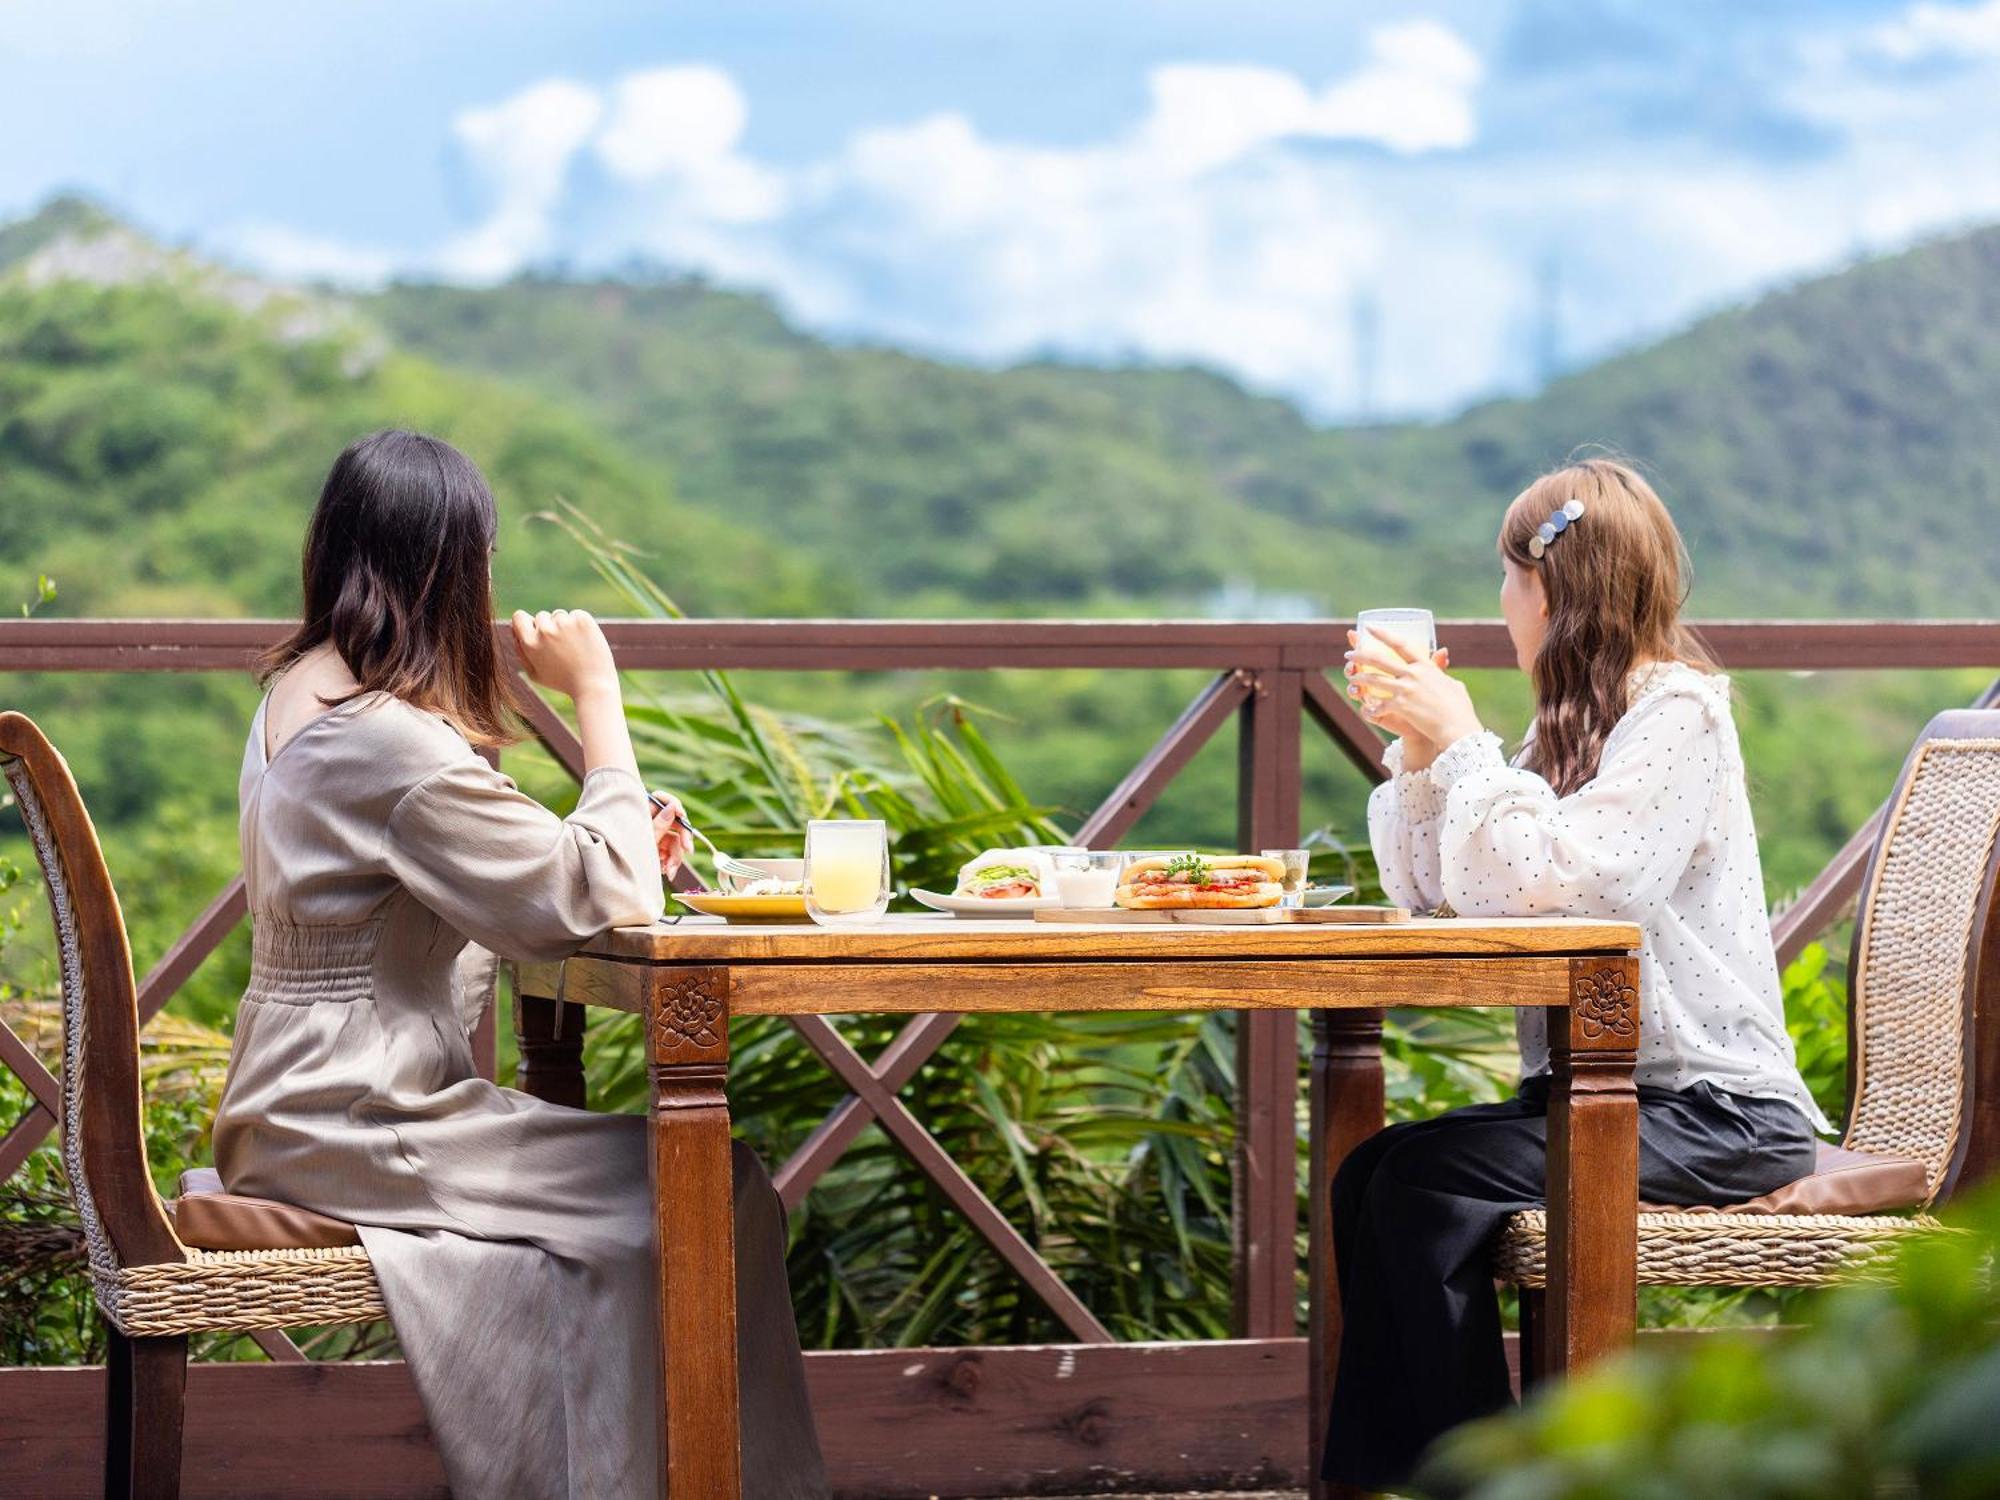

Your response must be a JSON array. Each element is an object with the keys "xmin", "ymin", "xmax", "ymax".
[
  {"xmin": 1029, "ymin": 226, "xmax": 2000, "ymax": 616},
  {"xmin": 12, "ymin": 193, "xmax": 1998, "ymax": 625},
  {"xmin": 0, "ymin": 197, "xmax": 827, "ymax": 624},
  {"xmin": 372, "ymin": 225, "xmax": 2000, "ymax": 618},
  {"xmin": 368, "ymin": 277, "xmax": 1341, "ymax": 613},
  {"xmin": 0, "ymin": 195, "xmax": 1991, "ymax": 928}
]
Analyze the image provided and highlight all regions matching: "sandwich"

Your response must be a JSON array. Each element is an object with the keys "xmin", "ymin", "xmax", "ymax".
[
  {"xmin": 1115, "ymin": 853, "xmax": 1286, "ymax": 910},
  {"xmin": 953, "ymin": 850, "xmax": 1053, "ymax": 901}
]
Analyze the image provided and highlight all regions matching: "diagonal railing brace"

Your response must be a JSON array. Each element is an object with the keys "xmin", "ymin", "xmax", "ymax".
[{"xmin": 786, "ymin": 1013, "xmax": 1114, "ymax": 1344}]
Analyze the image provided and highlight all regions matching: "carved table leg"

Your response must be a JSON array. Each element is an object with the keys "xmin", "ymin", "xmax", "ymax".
[
  {"xmin": 1307, "ymin": 1008, "xmax": 1384, "ymax": 1500},
  {"xmin": 646, "ymin": 965, "xmax": 741, "ymax": 1499},
  {"xmin": 1545, "ymin": 956, "xmax": 1640, "ymax": 1377},
  {"xmin": 515, "ymin": 990, "xmax": 588, "ymax": 1108}
]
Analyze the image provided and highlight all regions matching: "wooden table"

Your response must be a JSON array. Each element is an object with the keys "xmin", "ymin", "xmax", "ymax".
[{"xmin": 515, "ymin": 914, "xmax": 1643, "ymax": 1499}]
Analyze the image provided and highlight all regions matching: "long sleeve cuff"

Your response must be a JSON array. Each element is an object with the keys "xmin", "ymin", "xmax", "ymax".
[
  {"xmin": 1381, "ymin": 738, "xmax": 1445, "ymax": 823},
  {"xmin": 1430, "ymin": 729, "xmax": 1506, "ymax": 792}
]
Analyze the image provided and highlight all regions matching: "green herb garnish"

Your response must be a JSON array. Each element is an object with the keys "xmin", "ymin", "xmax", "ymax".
[{"xmin": 1165, "ymin": 853, "xmax": 1213, "ymax": 883}]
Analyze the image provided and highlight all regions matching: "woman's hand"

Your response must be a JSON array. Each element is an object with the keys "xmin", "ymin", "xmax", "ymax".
[
  {"xmin": 510, "ymin": 607, "xmax": 641, "ymax": 781},
  {"xmin": 1344, "ymin": 630, "xmax": 1483, "ymax": 754},
  {"xmin": 649, "ymin": 792, "xmax": 696, "ymax": 882},
  {"xmin": 511, "ymin": 609, "xmax": 618, "ymax": 705}
]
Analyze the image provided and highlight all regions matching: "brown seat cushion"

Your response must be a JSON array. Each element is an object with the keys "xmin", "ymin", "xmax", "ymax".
[
  {"xmin": 1639, "ymin": 1142, "xmax": 1931, "ymax": 1217},
  {"xmin": 167, "ymin": 1167, "xmax": 362, "ymax": 1251}
]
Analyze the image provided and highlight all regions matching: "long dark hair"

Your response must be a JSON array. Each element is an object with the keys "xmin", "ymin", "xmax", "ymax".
[
  {"xmin": 1499, "ymin": 456, "xmax": 1718, "ymax": 796},
  {"xmin": 260, "ymin": 430, "xmax": 521, "ymax": 746}
]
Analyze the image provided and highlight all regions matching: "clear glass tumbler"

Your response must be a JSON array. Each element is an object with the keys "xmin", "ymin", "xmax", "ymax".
[
  {"xmin": 1353, "ymin": 607, "xmax": 1438, "ymax": 714},
  {"xmin": 1052, "ymin": 850, "xmax": 1126, "ymax": 909},
  {"xmin": 804, "ymin": 819, "xmax": 891, "ymax": 927},
  {"xmin": 1262, "ymin": 848, "xmax": 1311, "ymax": 907}
]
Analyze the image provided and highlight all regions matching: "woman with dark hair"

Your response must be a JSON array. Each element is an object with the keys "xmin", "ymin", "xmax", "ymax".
[
  {"xmin": 1320, "ymin": 457, "xmax": 1826, "ymax": 1491},
  {"xmin": 213, "ymin": 431, "xmax": 828, "ymax": 1499}
]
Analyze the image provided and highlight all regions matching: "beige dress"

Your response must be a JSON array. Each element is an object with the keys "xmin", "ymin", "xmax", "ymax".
[{"xmin": 213, "ymin": 691, "xmax": 827, "ymax": 1499}]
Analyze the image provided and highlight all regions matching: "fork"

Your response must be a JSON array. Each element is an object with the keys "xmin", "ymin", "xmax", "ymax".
[{"xmin": 648, "ymin": 793, "xmax": 767, "ymax": 889}]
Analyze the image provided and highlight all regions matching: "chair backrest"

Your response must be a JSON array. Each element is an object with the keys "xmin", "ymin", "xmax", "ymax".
[
  {"xmin": 1842, "ymin": 709, "xmax": 2000, "ymax": 1205},
  {"xmin": 0, "ymin": 711, "xmax": 183, "ymax": 1273}
]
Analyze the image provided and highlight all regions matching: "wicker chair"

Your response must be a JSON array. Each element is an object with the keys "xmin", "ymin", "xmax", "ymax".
[
  {"xmin": 0, "ymin": 712, "xmax": 385, "ymax": 1500},
  {"xmin": 1495, "ymin": 709, "xmax": 2000, "ymax": 1363}
]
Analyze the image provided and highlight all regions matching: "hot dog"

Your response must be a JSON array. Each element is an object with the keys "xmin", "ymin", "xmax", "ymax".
[{"xmin": 1115, "ymin": 853, "xmax": 1286, "ymax": 910}]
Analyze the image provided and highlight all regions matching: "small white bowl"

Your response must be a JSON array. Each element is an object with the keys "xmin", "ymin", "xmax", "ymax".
[{"xmin": 1302, "ymin": 885, "xmax": 1357, "ymax": 907}]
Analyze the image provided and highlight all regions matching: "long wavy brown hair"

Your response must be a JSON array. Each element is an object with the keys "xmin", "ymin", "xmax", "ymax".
[
  {"xmin": 1500, "ymin": 457, "xmax": 1718, "ymax": 796},
  {"xmin": 259, "ymin": 430, "xmax": 523, "ymax": 747}
]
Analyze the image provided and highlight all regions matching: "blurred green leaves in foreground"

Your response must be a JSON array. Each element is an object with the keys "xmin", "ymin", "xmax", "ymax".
[{"xmin": 1425, "ymin": 1188, "xmax": 2000, "ymax": 1500}]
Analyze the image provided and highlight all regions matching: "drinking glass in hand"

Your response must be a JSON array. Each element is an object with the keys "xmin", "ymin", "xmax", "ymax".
[
  {"xmin": 804, "ymin": 820, "xmax": 891, "ymax": 927},
  {"xmin": 1353, "ymin": 608, "xmax": 1438, "ymax": 716}
]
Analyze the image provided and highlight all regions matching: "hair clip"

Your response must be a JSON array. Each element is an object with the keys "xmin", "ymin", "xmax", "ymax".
[{"xmin": 1528, "ymin": 498, "xmax": 1586, "ymax": 559}]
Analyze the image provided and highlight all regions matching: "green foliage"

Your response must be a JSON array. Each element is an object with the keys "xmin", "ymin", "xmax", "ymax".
[
  {"xmin": 1781, "ymin": 942, "xmax": 1850, "ymax": 1128},
  {"xmin": 1425, "ymin": 1185, "xmax": 2000, "ymax": 1500},
  {"xmin": 541, "ymin": 508, "xmax": 1241, "ymax": 1344}
]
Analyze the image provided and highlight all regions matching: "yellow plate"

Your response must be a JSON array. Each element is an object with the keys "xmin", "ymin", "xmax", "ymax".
[{"xmin": 676, "ymin": 892, "xmax": 811, "ymax": 922}]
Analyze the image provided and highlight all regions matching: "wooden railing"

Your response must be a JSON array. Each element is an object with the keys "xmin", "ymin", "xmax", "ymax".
[{"xmin": 2, "ymin": 616, "xmax": 1997, "ymax": 1497}]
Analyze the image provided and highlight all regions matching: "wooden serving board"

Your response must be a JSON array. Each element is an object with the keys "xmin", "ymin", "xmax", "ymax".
[{"xmin": 1034, "ymin": 905, "xmax": 1410, "ymax": 925}]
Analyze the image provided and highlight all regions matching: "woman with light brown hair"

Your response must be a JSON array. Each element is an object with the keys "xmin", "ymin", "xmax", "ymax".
[{"xmin": 1320, "ymin": 456, "xmax": 1825, "ymax": 1490}]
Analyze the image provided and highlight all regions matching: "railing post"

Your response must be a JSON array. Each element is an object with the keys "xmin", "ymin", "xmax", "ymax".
[{"xmin": 1233, "ymin": 667, "xmax": 1303, "ymax": 1338}]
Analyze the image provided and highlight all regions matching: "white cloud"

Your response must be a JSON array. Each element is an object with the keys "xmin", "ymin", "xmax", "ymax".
[
  {"xmin": 1134, "ymin": 65, "xmax": 1319, "ymax": 175},
  {"xmin": 1132, "ymin": 22, "xmax": 1482, "ymax": 173},
  {"xmin": 439, "ymin": 77, "xmax": 603, "ymax": 279},
  {"xmin": 1311, "ymin": 20, "xmax": 1483, "ymax": 154},
  {"xmin": 226, "ymin": 24, "xmax": 1490, "ymax": 407},
  {"xmin": 596, "ymin": 65, "xmax": 748, "ymax": 179},
  {"xmin": 713, "ymin": 23, "xmax": 1484, "ymax": 403},
  {"xmin": 216, "ymin": 10, "xmax": 2000, "ymax": 417},
  {"xmin": 1870, "ymin": 0, "xmax": 2000, "ymax": 62},
  {"xmin": 594, "ymin": 66, "xmax": 785, "ymax": 226}
]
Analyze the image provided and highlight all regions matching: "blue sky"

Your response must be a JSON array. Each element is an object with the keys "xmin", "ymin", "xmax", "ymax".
[{"xmin": 6, "ymin": 1, "xmax": 2000, "ymax": 416}]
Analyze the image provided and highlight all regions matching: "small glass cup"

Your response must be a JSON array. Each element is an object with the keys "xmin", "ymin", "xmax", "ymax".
[
  {"xmin": 1262, "ymin": 848, "xmax": 1311, "ymax": 907},
  {"xmin": 1353, "ymin": 607, "xmax": 1438, "ymax": 715},
  {"xmin": 804, "ymin": 819, "xmax": 891, "ymax": 927},
  {"xmin": 1052, "ymin": 850, "xmax": 1126, "ymax": 909}
]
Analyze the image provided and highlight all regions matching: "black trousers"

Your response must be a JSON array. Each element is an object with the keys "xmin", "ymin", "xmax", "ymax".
[{"xmin": 1320, "ymin": 1077, "xmax": 1815, "ymax": 1492}]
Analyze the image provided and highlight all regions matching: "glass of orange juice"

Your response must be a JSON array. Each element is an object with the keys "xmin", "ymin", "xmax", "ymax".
[
  {"xmin": 805, "ymin": 820, "xmax": 891, "ymax": 926},
  {"xmin": 1352, "ymin": 608, "xmax": 1438, "ymax": 714}
]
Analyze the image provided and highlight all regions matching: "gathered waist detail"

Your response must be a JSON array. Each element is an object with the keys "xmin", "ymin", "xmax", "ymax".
[{"xmin": 246, "ymin": 919, "xmax": 381, "ymax": 1006}]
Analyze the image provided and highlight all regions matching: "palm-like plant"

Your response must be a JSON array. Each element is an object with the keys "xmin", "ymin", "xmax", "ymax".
[{"xmin": 540, "ymin": 507, "xmax": 1251, "ymax": 1344}]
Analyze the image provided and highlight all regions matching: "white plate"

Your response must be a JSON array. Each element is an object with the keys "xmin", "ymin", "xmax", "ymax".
[
  {"xmin": 911, "ymin": 888, "xmax": 1059, "ymax": 917},
  {"xmin": 1302, "ymin": 885, "xmax": 1358, "ymax": 908}
]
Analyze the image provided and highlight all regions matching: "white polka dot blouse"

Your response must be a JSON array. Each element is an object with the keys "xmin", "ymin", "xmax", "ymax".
[{"xmin": 1369, "ymin": 659, "xmax": 1830, "ymax": 1131}]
